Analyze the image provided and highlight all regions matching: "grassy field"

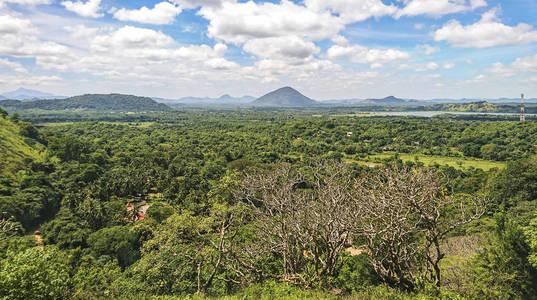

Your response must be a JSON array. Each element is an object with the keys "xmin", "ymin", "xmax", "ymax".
[{"xmin": 349, "ymin": 152, "xmax": 506, "ymax": 171}]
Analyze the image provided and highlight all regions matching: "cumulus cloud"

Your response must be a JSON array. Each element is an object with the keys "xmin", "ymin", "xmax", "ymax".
[
  {"xmin": 244, "ymin": 36, "xmax": 319, "ymax": 61},
  {"xmin": 326, "ymin": 44, "xmax": 410, "ymax": 68},
  {"xmin": 198, "ymin": 0, "xmax": 343, "ymax": 44},
  {"xmin": 396, "ymin": 0, "xmax": 487, "ymax": 18},
  {"xmin": 61, "ymin": 0, "xmax": 103, "ymax": 18},
  {"xmin": 305, "ymin": 0, "xmax": 398, "ymax": 23},
  {"xmin": 488, "ymin": 54, "xmax": 537, "ymax": 77},
  {"xmin": 434, "ymin": 9, "xmax": 537, "ymax": 47},
  {"xmin": 0, "ymin": 14, "xmax": 69, "ymax": 59},
  {"xmin": 112, "ymin": 2, "xmax": 182, "ymax": 25},
  {"xmin": 92, "ymin": 26, "xmax": 174, "ymax": 52}
]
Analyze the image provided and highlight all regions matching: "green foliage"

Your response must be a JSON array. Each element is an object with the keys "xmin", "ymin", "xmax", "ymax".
[
  {"xmin": 71, "ymin": 255, "xmax": 122, "ymax": 300},
  {"xmin": 0, "ymin": 246, "xmax": 72, "ymax": 300},
  {"xmin": 470, "ymin": 215, "xmax": 537, "ymax": 299},
  {"xmin": 3, "ymin": 109, "xmax": 537, "ymax": 298},
  {"xmin": 87, "ymin": 225, "xmax": 140, "ymax": 268},
  {"xmin": 525, "ymin": 215, "xmax": 537, "ymax": 269},
  {"xmin": 42, "ymin": 209, "xmax": 92, "ymax": 248},
  {"xmin": 488, "ymin": 156, "xmax": 537, "ymax": 212},
  {"xmin": 0, "ymin": 93, "xmax": 171, "ymax": 111},
  {"xmin": 336, "ymin": 254, "xmax": 380, "ymax": 294}
]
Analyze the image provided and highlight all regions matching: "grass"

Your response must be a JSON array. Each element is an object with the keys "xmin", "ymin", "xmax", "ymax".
[
  {"xmin": 0, "ymin": 117, "xmax": 43, "ymax": 177},
  {"xmin": 348, "ymin": 152, "xmax": 506, "ymax": 171}
]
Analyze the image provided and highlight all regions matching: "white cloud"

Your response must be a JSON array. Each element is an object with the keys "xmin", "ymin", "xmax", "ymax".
[
  {"xmin": 0, "ymin": 14, "xmax": 69, "ymax": 61},
  {"xmin": 443, "ymin": 62, "xmax": 455, "ymax": 69},
  {"xmin": 64, "ymin": 24, "xmax": 99, "ymax": 38},
  {"xmin": 420, "ymin": 44, "xmax": 440, "ymax": 55},
  {"xmin": 0, "ymin": 58, "xmax": 27, "ymax": 73},
  {"xmin": 204, "ymin": 57, "xmax": 239, "ymax": 70},
  {"xmin": 488, "ymin": 54, "xmax": 537, "ymax": 77},
  {"xmin": 434, "ymin": 9, "xmax": 537, "ymax": 47},
  {"xmin": 61, "ymin": 0, "xmax": 103, "ymax": 18},
  {"xmin": 198, "ymin": 0, "xmax": 343, "ymax": 44},
  {"xmin": 331, "ymin": 35, "xmax": 348, "ymax": 46},
  {"xmin": 92, "ymin": 26, "xmax": 174, "ymax": 52},
  {"xmin": 305, "ymin": 0, "xmax": 398, "ymax": 23},
  {"xmin": 414, "ymin": 62, "xmax": 439, "ymax": 71},
  {"xmin": 397, "ymin": 0, "xmax": 487, "ymax": 18},
  {"xmin": 465, "ymin": 74, "xmax": 487, "ymax": 83},
  {"xmin": 244, "ymin": 36, "xmax": 319, "ymax": 61},
  {"xmin": 113, "ymin": 2, "xmax": 182, "ymax": 25},
  {"xmin": 327, "ymin": 44, "xmax": 410, "ymax": 68},
  {"xmin": 171, "ymin": 0, "xmax": 223, "ymax": 9},
  {"xmin": 414, "ymin": 23, "xmax": 425, "ymax": 30},
  {"xmin": 1, "ymin": 0, "xmax": 51, "ymax": 5}
]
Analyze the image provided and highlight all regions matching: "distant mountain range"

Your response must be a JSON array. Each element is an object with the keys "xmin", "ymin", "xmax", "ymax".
[
  {"xmin": 154, "ymin": 94, "xmax": 255, "ymax": 106},
  {"xmin": 0, "ymin": 94, "xmax": 170, "ymax": 111},
  {"xmin": 251, "ymin": 87, "xmax": 318, "ymax": 107},
  {"xmin": 1, "ymin": 87, "xmax": 536, "ymax": 110},
  {"xmin": 1, "ymin": 88, "xmax": 64, "ymax": 100}
]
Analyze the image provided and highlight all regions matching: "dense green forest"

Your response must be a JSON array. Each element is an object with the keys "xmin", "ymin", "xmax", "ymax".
[
  {"xmin": 1, "ymin": 107, "xmax": 537, "ymax": 299},
  {"xmin": 0, "ymin": 94, "xmax": 171, "ymax": 112}
]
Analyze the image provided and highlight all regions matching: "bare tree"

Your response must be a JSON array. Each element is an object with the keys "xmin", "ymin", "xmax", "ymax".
[
  {"xmin": 352, "ymin": 167, "xmax": 487, "ymax": 290},
  {"xmin": 232, "ymin": 162, "xmax": 357, "ymax": 287}
]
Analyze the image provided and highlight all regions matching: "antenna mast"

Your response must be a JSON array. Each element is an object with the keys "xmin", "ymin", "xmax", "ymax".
[{"xmin": 521, "ymin": 93, "xmax": 526, "ymax": 122}]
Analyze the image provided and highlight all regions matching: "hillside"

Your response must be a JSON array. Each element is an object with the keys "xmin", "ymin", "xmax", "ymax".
[
  {"xmin": 0, "ymin": 108, "xmax": 44, "ymax": 177},
  {"xmin": 362, "ymin": 96, "xmax": 408, "ymax": 105},
  {"xmin": 427, "ymin": 101, "xmax": 500, "ymax": 112},
  {"xmin": 251, "ymin": 87, "xmax": 317, "ymax": 107},
  {"xmin": 0, "ymin": 94, "xmax": 171, "ymax": 111}
]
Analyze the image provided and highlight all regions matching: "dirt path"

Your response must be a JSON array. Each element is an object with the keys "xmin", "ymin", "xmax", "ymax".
[{"xmin": 32, "ymin": 230, "xmax": 44, "ymax": 250}]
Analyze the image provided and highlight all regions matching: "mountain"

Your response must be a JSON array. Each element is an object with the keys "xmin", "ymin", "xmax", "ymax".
[
  {"xmin": 0, "ymin": 108, "xmax": 44, "ymax": 177},
  {"xmin": 362, "ymin": 96, "xmax": 408, "ymax": 105},
  {"xmin": 1, "ymin": 88, "xmax": 63, "ymax": 100},
  {"xmin": 154, "ymin": 94, "xmax": 255, "ymax": 106},
  {"xmin": 0, "ymin": 95, "xmax": 6, "ymax": 100},
  {"xmin": 251, "ymin": 87, "xmax": 317, "ymax": 107},
  {"xmin": 0, "ymin": 94, "xmax": 171, "ymax": 111}
]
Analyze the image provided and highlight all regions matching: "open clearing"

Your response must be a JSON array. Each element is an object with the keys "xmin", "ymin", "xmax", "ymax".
[{"xmin": 348, "ymin": 152, "xmax": 506, "ymax": 171}]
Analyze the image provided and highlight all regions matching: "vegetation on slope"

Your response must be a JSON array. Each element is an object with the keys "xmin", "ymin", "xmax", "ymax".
[
  {"xmin": 0, "ymin": 94, "xmax": 171, "ymax": 112},
  {"xmin": 0, "ymin": 108, "xmax": 44, "ymax": 177}
]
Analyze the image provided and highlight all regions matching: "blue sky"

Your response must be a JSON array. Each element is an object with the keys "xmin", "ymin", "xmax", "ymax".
[{"xmin": 0, "ymin": 0, "xmax": 536, "ymax": 99}]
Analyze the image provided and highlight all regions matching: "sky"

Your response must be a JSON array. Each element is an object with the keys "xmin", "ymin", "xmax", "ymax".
[{"xmin": 0, "ymin": 0, "xmax": 536, "ymax": 100}]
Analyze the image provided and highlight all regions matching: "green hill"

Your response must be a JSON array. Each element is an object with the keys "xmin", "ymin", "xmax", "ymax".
[
  {"xmin": 428, "ymin": 101, "xmax": 500, "ymax": 112},
  {"xmin": 0, "ymin": 108, "xmax": 44, "ymax": 177},
  {"xmin": 0, "ymin": 94, "xmax": 171, "ymax": 112}
]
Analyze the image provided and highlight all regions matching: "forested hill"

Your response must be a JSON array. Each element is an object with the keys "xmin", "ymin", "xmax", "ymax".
[
  {"xmin": 415, "ymin": 101, "xmax": 537, "ymax": 113},
  {"xmin": 0, "ymin": 94, "xmax": 171, "ymax": 112},
  {"xmin": 0, "ymin": 107, "xmax": 44, "ymax": 177},
  {"xmin": 426, "ymin": 101, "xmax": 499, "ymax": 112}
]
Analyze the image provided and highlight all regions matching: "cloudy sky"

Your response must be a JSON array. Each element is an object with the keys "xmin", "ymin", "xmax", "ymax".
[{"xmin": 0, "ymin": 0, "xmax": 536, "ymax": 99}]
